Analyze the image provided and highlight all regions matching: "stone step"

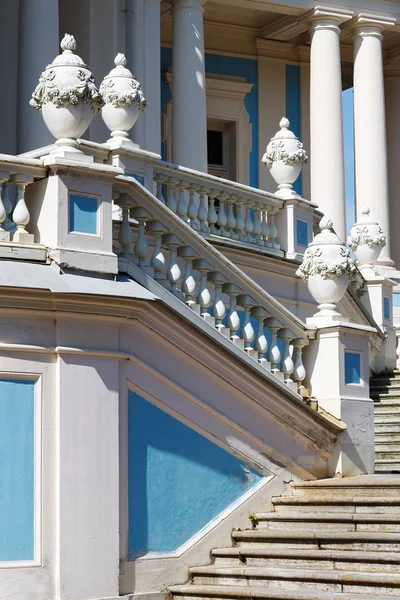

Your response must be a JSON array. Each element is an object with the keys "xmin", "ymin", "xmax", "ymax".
[
  {"xmin": 251, "ymin": 512, "xmax": 400, "ymax": 532},
  {"xmin": 375, "ymin": 425, "xmax": 400, "ymax": 434},
  {"xmin": 211, "ymin": 547, "xmax": 400, "ymax": 573},
  {"xmin": 232, "ymin": 529, "xmax": 400, "ymax": 551},
  {"xmin": 170, "ymin": 583, "xmax": 400, "ymax": 600},
  {"xmin": 271, "ymin": 495, "xmax": 400, "ymax": 514},
  {"xmin": 374, "ymin": 404, "xmax": 400, "ymax": 414},
  {"xmin": 291, "ymin": 475, "xmax": 400, "ymax": 497},
  {"xmin": 372, "ymin": 392, "xmax": 400, "ymax": 400},
  {"xmin": 189, "ymin": 565, "xmax": 400, "ymax": 595},
  {"xmin": 373, "ymin": 396, "xmax": 400, "ymax": 404},
  {"xmin": 374, "ymin": 432, "xmax": 400, "ymax": 441},
  {"xmin": 375, "ymin": 459, "xmax": 400, "ymax": 472}
]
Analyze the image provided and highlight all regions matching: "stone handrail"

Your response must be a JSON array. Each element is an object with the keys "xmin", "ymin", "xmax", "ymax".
[
  {"xmin": 0, "ymin": 154, "xmax": 47, "ymax": 243},
  {"xmin": 114, "ymin": 173, "xmax": 310, "ymax": 394}
]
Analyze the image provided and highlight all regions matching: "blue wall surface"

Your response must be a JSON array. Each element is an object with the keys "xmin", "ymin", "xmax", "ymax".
[
  {"xmin": 285, "ymin": 65, "xmax": 302, "ymax": 196},
  {"xmin": 127, "ymin": 390, "xmax": 262, "ymax": 556},
  {"xmin": 160, "ymin": 48, "xmax": 259, "ymax": 188},
  {"xmin": 0, "ymin": 379, "xmax": 35, "ymax": 562}
]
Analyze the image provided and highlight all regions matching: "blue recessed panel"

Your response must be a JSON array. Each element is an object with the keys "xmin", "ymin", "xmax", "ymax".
[
  {"xmin": 126, "ymin": 172, "xmax": 146, "ymax": 186},
  {"xmin": 286, "ymin": 65, "xmax": 302, "ymax": 196},
  {"xmin": 345, "ymin": 352, "xmax": 361, "ymax": 385},
  {"xmin": 384, "ymin": 297, "xmax": 391, "ymax": 320},
  {"xmin": 69, "ymin": 194, "xmax": 98, "ymax": 235},
  {"xmin": 0, "ymin": 379, "xmax": 35, "ymax": 562},
  {"xmin": 296, "ymin": 219, "xmax": 308, "ymax": 247},
  {"xmin": 128, "ymin": 391, "xmax": 262, "ymax": 555}
]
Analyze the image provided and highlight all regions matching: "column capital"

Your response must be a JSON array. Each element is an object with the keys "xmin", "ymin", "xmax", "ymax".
[
  {"xmin": 171, "ymin": 0, "xmax": 205, "ymax": 11},
  {"xmin": 352, "ymin": 13, "xmax": 395, "ymax": 38},
  {"xmin": 308, "ymin": 6, "xmax": 354, "ymax": 32}
]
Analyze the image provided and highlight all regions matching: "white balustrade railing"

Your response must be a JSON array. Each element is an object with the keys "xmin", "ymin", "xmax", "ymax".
[
  {"xmin": 113, "ymin": 174, "xmax": 310, "ymax": 394},
  {"xmin": 0, "ymin": 155, "xmax": 47, "ymax": 244},
  {"xmin": 153, "ymin": 161, "xmax": 284, "ymax": 251}
]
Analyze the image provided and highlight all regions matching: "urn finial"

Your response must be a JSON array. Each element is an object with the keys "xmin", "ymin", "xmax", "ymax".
[
  {"xmin": 347, "ymin": 206, "xmax": 386, "ymax": 274},
  {"xmin": 297, "ymin": 217, "xmax": 356, "ymax": 325},
  {"xmin": 60, "ymin": 33, "xmax": 77, "ymax": 53},
  {"xmin": 262, "ymin": 117, "xmax": 308, "ymax": 200},
  {"xmin": 114, "ymin": 53, "xmax": 127, "ymax": 67}
]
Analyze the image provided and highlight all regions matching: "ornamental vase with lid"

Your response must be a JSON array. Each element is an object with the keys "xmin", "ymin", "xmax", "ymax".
[
  {"xmin": 296, "ymin": 217, "xmax": 356, "ymax": 321},
  {"xmin": 262, "ymin": 117, "xmax": 308, "ymax": 199},
  {"xmin": 100, "ymin": 54, "xmax": 148, "ymax": 143},
  {"xmin": 347, "ymin": 206, "xmax": 386, "ymax": 273},
  {"xmin": 30, "ymin": 34, "xmax": 103, "ymax": 144}
]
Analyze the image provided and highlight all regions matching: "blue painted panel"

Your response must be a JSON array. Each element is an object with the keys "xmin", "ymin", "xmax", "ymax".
[
  {"xmin": 384, "ymin": 297, "xmax": 391, "ymax": 320},
  {"xmin": 69, "ymin": 194, "xmax": 98, "ymax": 235},
  {"xmin": 0, "ymin": 379, "xmax": 35, "ymax": 561},
  {"xmin": 160, "ymin": 48, "xmax": 259, "ymax": 188},
  {"xmin": 128, "ymin": 391, "xmax": 262, "ymax": 555},
  {"xmin": 296, "ymin": 219, "xmax": 308, "ymax": 247},
  {"xmin": 345, "ymin": 352, "xmax": 361, "ymax": 385},
  {"xmin": 126, "ymin": 172, "xmax": 146, "ymax": 186},
  {"xmin": 286, "ymin": 65, "xmax": 302, "ymax": 196},
  {"xmin": 393, "ymin": 293, "xmax": 400, "ymax": 308}
]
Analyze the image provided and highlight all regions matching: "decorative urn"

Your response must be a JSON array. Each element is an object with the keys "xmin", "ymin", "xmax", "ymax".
[
  {"xmin": 296, "ymin": 217, "xmax": 356, "ymax": 321},
  {"xmin": 347, "ymin": 206, "xmax": 386, "ymax": 273},
  {"xmin": 100, "ymin": 54, "xmax": 148, "ymax": 143},
  {"xmin": 30, "ymin": 34, "xmax": 103, "ymax": 146},
  {"xmin": 262, "ymin": 117, "xmax": 308, "ymax": 199}
]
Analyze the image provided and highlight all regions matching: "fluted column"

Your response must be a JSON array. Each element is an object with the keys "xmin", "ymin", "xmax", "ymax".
[
  {"xmin": 353, "ymin": 15, "xmax": 395, "ymax": 267},
  {"xmin": 309, "ymin": 7, "xmax": 353, "ymax": 242},
  {"xmin": 385, "ymin": 57, "xmax": 400, "ymax": 271},
  {"xmin": 171, "ymin": 0, "xmax": 207, "ymax": 172}
]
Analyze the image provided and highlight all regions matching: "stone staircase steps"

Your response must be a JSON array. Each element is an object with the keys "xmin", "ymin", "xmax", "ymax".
[
  {"xmin": 169, "ymin": 583, "xmax": 400, "ymax": 600},
  {"xmin": 188, "ymin": 566, "xmax": 400, "ymax": 595},
  {"xmin": 251, "ymin": 512, "xmax": 400, "ymax": 532},
  {"xmin": 271, "ymin": 496, "xmax": 400, "ymax": 513},
  {"xmin": 211, "ymin": 547, "xmax": 400, "ymax": 573},
  {"xmin": 371, "ymin": 373, "xmax": 400, "ymax": 471},
  {"xmin": 290, "ymin": 475, "xmax": 400, "ymax": 496}
]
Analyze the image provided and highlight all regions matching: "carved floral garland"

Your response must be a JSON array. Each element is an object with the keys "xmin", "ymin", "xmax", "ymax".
[
  {"xmin": 296, "ymin": 246, "xmax": 357, "ymax": 281},
  {"xmin": 347, "ymin": 225, "xmax": 386, "ymax": 251},
  {"xmin": 262, "ymin": 139, "xmax": 308, "ymax": 168},
  {"xmin": 99, "ymin": 78, "xmax": 148, "ymax": 111},
  {"xmin": 30, "ymin": 68, "xmax": 104, "ymax": 112}
]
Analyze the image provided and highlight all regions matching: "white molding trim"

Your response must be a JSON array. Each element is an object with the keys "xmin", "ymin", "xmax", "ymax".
[{"xmin": 163, "ymin": 71, "xmax": 253, "ymax": 185}]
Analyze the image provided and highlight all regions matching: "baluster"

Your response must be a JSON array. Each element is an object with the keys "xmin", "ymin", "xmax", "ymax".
[
  {"xmin": 207, "ymin": 189, "xmax": 218, "ymax": 234},
  {"xmin": 166, "ymin": 177, "xmax": 178, "ymax": 213},
  {"xmin": 252, "ymin": 307, "xmax": 269, "ymax": 368},
  {"xmin": 187, "ymin": 183, "xmax": 199, "ymax": 230},
  {"xmin": 226, "ymin": 195, "xmax": 236, "ymax": 239},
  {"xmin": 253, "ymin": 202, "xmax": 263, "ymax": 246},
  {"xmin": 244, "ymin": 200, "xmax": 254, "ymax": 242},
  {"xmin": 163, "ymin": 233, "xmax": 183, "ymax": 298},
  {"xmin": 10, "ymin": 174, "xmax": 34, "ymax": 243},
  {"xmin": 131, "ymin": 206, "xmax": 152, "ymax": 275},
  {"xmin": 146, "ymin": 220, "xmax": 168, "ymax": 283},
  {"xmin": 265, "ymin": 318, "xmax": 282, "ymax": 377},
  {"xmin": 292, "ymin": 338, "xmax": 308, "ymax": 394},
  {"xmin": 235, "ymin": 198, "xmax": 246, "ymax": 242},
  {"xmin": 208, "ymin": 271, "xmax": 226, "ymax": 330},
  {"xmin": 154, "ymin": 173, "xmax": 166, "ymax": 204},
  {"xmin": 117, "ymin": 195, "xmax": 134, "ymax": 259},
  {"xmin": 397, "ymin": 333, "xmax": 400, "ymax": 369},
  {"xmin": 178, "ymin": 246, "xmax": 199, "ymax": 307},
  {"xmin": 278, "ymin": 329, "xmax": 295, "ymax": 387},
  {"xmin": 216, "ymin": 192, "xmax": 228, "ymax": 237},
  {"xmin": 238, "ymin": 294, "xmax": 255, "ymax": 354},
  {"xmin": 193, "ymin": 259, "xmax": 213, "ymax": 319},
  {"xmin": 2, "ymin": 182, "xmax": 14, "ymax": 233},
  {"xmin": 261, "ymin": 207, "xmax": 270, "ymax": 247},
  {"xmin": 0, "ymin": 173, "xmax": 10, "ymax": 241},
  {"xmin": 198, "ymin": 186, "xmax": 209, "ymax": 233},
  {"xmin": 176, "ymin": 180, "xmax": 188, "ymax": 221},
  {"xmin": 223, "ymin": 283, "xmax": 242, "ymax": 344},
  {"xmin": 267, "ymin": 207, "xmax": 279, "ymax": 249}
]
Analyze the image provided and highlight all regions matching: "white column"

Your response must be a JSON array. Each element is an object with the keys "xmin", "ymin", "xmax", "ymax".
[
  {"xmin": 18, "ymin": 0, "xmax": 59, "ymax": 153},
  {"xmin": 171, "ymin": 0, "xmax": 207, "ymax": 172},
  {"xmin": 353, "ymin": 15, "xmax": 395, "ymax": 267},
  {"xmin": 126, "ymin": 0, "xmax": 162, "ymax": 154},
  {"xmin": 309, "ymin": 7, "xmax": 353, "ymax": 242},
  {"xmin": 385, "ymin": 58, "xmax": 400, "ymax": 271}
]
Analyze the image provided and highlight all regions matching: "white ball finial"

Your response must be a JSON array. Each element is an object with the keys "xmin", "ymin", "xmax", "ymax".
[
  {"xmin": 60, "ymin": 33, "xmax": 77, "ymax": 53},
  {"xmin": 279, "ymin": 117, "xmax": 290, "ymax": 129},
  {"xmin": 114, "ymin": 53, "xmax": 127, "ymax": 67},
  {"xmin": 361, "ymin": 206, "xmax": 370, "ymax": 216},
  {"xmin": 319, "ymin": 216, "xmax": 333, "ymax": 231}
]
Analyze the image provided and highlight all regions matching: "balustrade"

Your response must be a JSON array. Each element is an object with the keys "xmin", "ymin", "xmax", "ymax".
[{"xmin": 113, "ymin": 176, "xmax": 310, "ymax": 393}]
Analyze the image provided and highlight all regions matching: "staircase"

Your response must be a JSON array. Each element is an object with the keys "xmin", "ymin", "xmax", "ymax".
[
  {"xmin": 371, "ymin": 371, "xmax": 400, "ymax": 472},
  {"xmin": 169, "ymin": 476, "xmax": 400, "ymax": 600}
]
